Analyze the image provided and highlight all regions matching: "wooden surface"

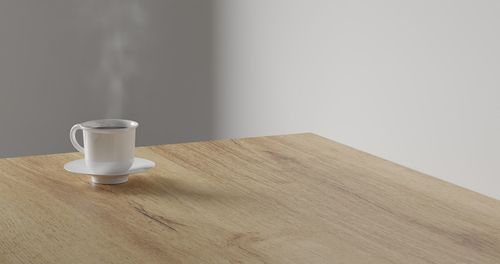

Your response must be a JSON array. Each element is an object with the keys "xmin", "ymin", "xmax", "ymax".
[{"xmin": 1, "ymin": 133, "xmax": 500, "ymax": 263}]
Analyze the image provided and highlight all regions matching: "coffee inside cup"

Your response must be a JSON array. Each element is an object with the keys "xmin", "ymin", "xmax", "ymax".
[
  {"xmin": 80, "ymin": 119, "xmax": 138, "ymax": 130},
  {"xmin": 92, "ymin": 126, "xmax": 128, "ymax": 129}
]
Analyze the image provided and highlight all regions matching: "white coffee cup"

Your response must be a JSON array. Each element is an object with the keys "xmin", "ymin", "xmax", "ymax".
[{"xmin": 70, "ymin": 119, "xmax": 138, "ymax": 175}]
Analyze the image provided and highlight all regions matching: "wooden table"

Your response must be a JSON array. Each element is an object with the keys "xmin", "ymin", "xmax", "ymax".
[{"xmin": 1, "ymin": 133, "xmax": 499, "ymax": 263}]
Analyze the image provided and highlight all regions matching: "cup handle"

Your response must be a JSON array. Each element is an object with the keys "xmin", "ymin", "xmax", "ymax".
[{"xmin": 70, "ymin": 124, "xmax": 84, "ymax": 153}]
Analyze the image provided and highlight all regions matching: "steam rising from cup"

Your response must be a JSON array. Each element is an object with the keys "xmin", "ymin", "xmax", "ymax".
[{"xmin": 86, "ymin": 0, "xmax": 146, "ymax": 117}]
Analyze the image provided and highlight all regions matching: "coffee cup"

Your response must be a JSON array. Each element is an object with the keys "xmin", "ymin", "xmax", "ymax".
[{"xmin": 70, "ymin": 119, "xmax": 138, "ymax": 175}]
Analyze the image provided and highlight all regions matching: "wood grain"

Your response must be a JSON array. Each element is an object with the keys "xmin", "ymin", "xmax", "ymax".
[{"xmin": 1, "ymin": 133, "xmax": 499, "ymax": 263}]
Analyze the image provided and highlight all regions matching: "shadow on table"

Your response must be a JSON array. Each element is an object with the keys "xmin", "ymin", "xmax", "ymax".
[{"xmin": 98, "ymin": 173, "xmax": 242, "ymax": 203}]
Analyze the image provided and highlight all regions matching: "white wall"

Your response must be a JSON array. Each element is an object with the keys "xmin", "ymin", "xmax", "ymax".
[{"xmin": 213, "ymin": 0, "xmax": 500, "ymax": 199}]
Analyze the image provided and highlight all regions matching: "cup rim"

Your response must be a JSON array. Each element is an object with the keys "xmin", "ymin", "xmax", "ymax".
[{"xmin": 80, "ymin": 119, "xmax": 139, "ymax": 132}]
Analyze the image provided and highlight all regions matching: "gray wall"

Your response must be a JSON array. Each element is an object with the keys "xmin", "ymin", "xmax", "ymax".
[{"xmin": 0, "ymin": 0, "xmax": 215, "ymax": 157}]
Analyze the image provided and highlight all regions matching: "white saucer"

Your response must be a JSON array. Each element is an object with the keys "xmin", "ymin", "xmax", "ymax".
[{"xmin": 64, "ymin": 158, "xmax": 155, "ymax": 184}]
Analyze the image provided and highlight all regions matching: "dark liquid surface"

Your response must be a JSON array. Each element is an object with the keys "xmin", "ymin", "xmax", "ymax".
[{"xmin": 92, "ymin": 126, "xmax": 128, "ymax": 129}]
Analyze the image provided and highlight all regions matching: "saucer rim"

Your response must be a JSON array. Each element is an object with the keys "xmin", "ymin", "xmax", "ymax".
[{"xmin": 64, "ymin": 157, "xmax": 155, "ymax": 176}]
